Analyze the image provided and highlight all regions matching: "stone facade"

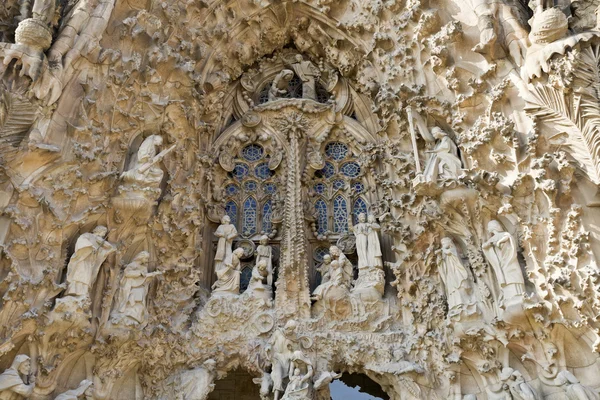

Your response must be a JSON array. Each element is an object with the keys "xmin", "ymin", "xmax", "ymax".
[{"xmin": 0, "ymin": 0, "xmax": 600, "ymax": 399}]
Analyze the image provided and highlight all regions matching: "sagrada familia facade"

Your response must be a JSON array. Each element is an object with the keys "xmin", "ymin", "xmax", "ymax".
[{"xmin": 0, "ymin": 0, "xmax": 600, "ymax": 398}]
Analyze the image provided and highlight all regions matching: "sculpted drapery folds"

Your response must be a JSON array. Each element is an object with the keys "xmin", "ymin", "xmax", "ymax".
[
  {"xmin": 4, "ymin": 0, "xmax": 600, "ymax": 398},
  {"xmin": 63, "ymin": 226, "xmax": 115, "ymax": 299}
]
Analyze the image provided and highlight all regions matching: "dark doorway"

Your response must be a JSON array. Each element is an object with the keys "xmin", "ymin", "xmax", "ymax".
[
  {"xmin": 208, "ymin": 369, "xmax": 261, "ymax": 400},
  {"xmin": 330, "ymin": 373, "xmax": 389, "ymax": 400}
]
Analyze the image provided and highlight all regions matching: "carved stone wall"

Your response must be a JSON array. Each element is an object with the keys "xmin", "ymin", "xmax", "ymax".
[{"xmin": 1, "ymin": 0, "xmax": 600, "ymax": 399}]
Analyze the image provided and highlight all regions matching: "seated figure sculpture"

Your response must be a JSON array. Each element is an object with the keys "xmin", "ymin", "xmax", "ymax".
[
  {"xmin": 212, "ymin": 247, "xmax": 245, "ymax": 296},
  {"xmin": 110, "ymin": 251, "xmax": 162, "ymax": 326},
  {"xmin": 114, "ymin": 135, "xmax": 174, "ymax": 212},
  {"xmin": 0, "ymin": 355, "xmax": 35, "ymax": 399},
  {"xmin": 246, "ymin": 260, "xmax": 273, "ymax": 301}
]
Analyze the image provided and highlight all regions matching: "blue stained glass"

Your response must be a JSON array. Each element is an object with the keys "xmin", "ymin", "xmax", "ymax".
[
  {"xmin": 314, "ymin": 183, "xmax": 326, "ymax": 194},
  {"xmin": 333, "ymin": 195, "xmax": 348, "ymax": 233},
  {"xmin": 225, "ymin": 201, "xmax": 238, "ymax": 227},
  {"xmin": 242, "ymin": 144, "xmax": 264, "ymax": 162},
  {"xmin": 230, "ymin": 163, "xmax": 249, "ymax": 180},
  {"xmin": 264, "ymin": 183, "xmax": 277, "ymax": 194},
  {"xmin": 325, "ymin": 142, "xmax": 349, "ymax": 161},
  {"xmin": 352, "ymin": 197, "xmax": 368, "ymax": 224},
  {"xmin": 353, "ymin": 182, "xmax": 364, "ymax": 194},
  {"xmin": 242, "ymin": 197, "xmax": 257, "ymax": 236},
  {"xmin": 316, "ymin": 162, "xmax": 335, "ymax": 179},
  {"xmin": 225, "ymin": 184, "xmax": 239, "ymax": 196},
  {"xmin": 240, "ymin": 266, "xmax": 252, "ymax": 292},
  {"xmin": 255, "ymin": 163, "xmax": 274, "ymax": 180},
  {"xmin": 244, "ymin": 180, "xmax": 258, "ymax": 192},
  {"xmin": 315, "ymin": 199, "xmax": 328, "ymax": 235},
  {"xmin": 340, "ymin": 162, "xmax": 361, "ymax": 178},
  {"xmin": 333, "ymin": 179, "xmax": 345, "ymax": 190},
  {"xmin": 262, "ymin": 200, "xmax": 273, "ymax": 233},
  {"xmin": 314, "ymin": 247, "xmax": 329, "ymax": 262}
]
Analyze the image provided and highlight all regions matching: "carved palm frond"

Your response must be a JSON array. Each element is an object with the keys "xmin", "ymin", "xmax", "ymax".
[
  {"xmin": 524, "ymin": 45, "xmax": 600, "ymax": 185},
  {"xmin": 0, "ymin": 88, "xmax": 36, "ymax": 162}
]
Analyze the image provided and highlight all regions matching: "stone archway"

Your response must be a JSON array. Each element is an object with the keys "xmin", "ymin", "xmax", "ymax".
[
  {"xmin": 330, "ymin": 373, "xmax": 389, "ymax": 400},
  {"xmin": 208, "ymin": 369, "xmax": 262, "ymax": 400}
]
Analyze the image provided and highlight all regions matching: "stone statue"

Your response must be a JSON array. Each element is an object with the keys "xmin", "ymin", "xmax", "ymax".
[
  {"xmin": 469, "ymin": 0, "xmax": 529, "ymax": 66},
  {"xmin": 214, "ymin": 215, "xmax": 238, "ymax": 273},
  {"xmin": 172, "ymin": 359, "xmax": 217, "ymax": 400},
  {"xmin": 247, "ymin": 259, "xmax": 272, "ymax": 300},
  {"xmin": 523, "ymin": 343, "xmax": 599, "ymax": 399},
  {"xmin": 499, "ymin": 368, "xmax": 539, "ymax": 400},
  {"xmin": 328, "ymin": 246, "xmax": 353, "ymax": 288},
  {"xmin": 121, "ymin": 135, "xmax": 168, "ymax": 189},
  {"xmin": 268, "ymin": 69, "xmax": 294, "ymax": 101},
  {"xmin": 54, "ymin": 379, "xmax": 93, "ymax": 400},
  {"xmin": 64, "ymin": 226, "xmax": 116, "ymax": 299},
  {"xmin": 349, "ymin": 213, "xmax": 369, "ymax": 270},
  {"xmin": 255, "ymin": 235, "xmax": 273, "ymax": 286},
  {"xmin": 111, "ymin": 251, "xmax": 162, "ymax": 326},
  {"xmin": 269, "ymin": 320, "xmax": 298, "ymax": 400},
  {"xmin": 367, "ymin": 214, "xmax": 383, "ymax": 269},
  {"xmin": 422, "ymin": 127, "xmax": 462, "ymax": 185},
  {"xmin": 437, "ymin": 237, "xmax": 478, "ymax": 321},
  {"xmin": 0, "ymin": 355, "xmax": 34, "ymax": 399},
  {"xmin": 281, "ymin": 351, "xmax": 313, "ymax": 400},
  {"xmin": 482, "ymin": 220, "xmax": 525, "ymax": 302},
  {"xmin": 312, "ymin": 257, "xmax": 334, "ymax": 301},
  {"xmin": 553, "ymin": 370, "xmax": 600, "ymax": 400},
  {"xmin": 288, "ymin": 55, "xmax": 320, "ymax": 100},
  {"xmin": 212, "ymin": 247, "xmax": 244, "ymax": 295},
  {"xmin": 316, "ymin": 254, "xmax": 332, "ymax": 286}
]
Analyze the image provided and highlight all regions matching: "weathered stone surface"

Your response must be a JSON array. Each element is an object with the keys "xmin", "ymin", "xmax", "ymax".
[{"xmin": 1, "ymin": 0, "xmax": 600, "ymax": 399}]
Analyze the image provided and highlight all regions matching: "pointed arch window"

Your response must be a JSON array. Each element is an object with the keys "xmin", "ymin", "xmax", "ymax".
[
  {"xmin": 310, "ymin": 141, "xmax": 369, "ymax": 237},
  {"xmin": 243, "ymin": 197, "xmax": 258, "ymax": 236},
  {"xmin": 225, "ymin": 201, "xmax": 238, "ymax": 227},
  {"xmin": 315, "ymin": 198, "xmax": 328, "ymax": 235},
  {"xmin": 221, "ymin": 144, "xmax": 278, "ymax": 238},
  {"xmin": 262, "ymin": 200, "xmax": 273, "ymax": 233},
  {"xmin": 333, "ymin": 195, "xmax": 348, "ymax": 233},
  {"xmin": 352, "ymin": 197, "xmax": 368, "ymax": 224}
]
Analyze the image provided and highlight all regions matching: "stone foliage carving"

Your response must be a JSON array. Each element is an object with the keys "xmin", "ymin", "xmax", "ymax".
[{"xmin": 2, "ymin": 0, "xmax": 600, "ymax": 399}]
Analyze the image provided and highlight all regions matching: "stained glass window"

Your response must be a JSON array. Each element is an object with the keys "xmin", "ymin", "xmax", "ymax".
[
  {"xmin": 225, "ymin": 201, "xmax": 238, "ymax": 227},
  {"xmin": 220, "ymin": 143, "xmax": 278, "ymax": 243},
  {"xmin": 314, "ymin": 247, "xmax": 329, "ymax": 262},
  {"xmin": 225, "ymin": 184, "xmax": 239, "ymax": 196},
  {"xmin": 314, "ymin": 183, "xmax": 326, "ymax": 195},
  {"xmin": 255, "ymin": 163, "xmax": 273, "ymax": 180},
  {"xmin": 284, "ymin": 75, "xmax": 303, "ymax": 99},
  {"xmin": 333, "ymin": 195, "xmax": 348, "ymax": 233},
  {"xmin": 316, "ymin": 162, "xmax": 335, "ymax": 179},
  {"xmin": 242, "ymin": 144, "xmax": 264, "ymax": 162},
  {"xmin": 316, "ymin": 83, "xmax": 331, "ymax": 103},
  {"xmin": 333, "ymin": 179, "xmax": 345, "ymax": 190},
  {"xmin": 325, "ymin": 142, "xmax": 348, "ymax": 161},
  {"xmin": 262, "ymin": 200, "xmax": 273, "ymax": 233},
  {"xmin": 264, "ymin": 183, "xmax": 277, "ymax": 194},
  {"xmin": 244, "ymin": 180, "xmax": 258, "ymax": 192},
  {"xmin": 315, "ymin": 199, "xmax": 328, "ymax": 235},
  {"xmin": 258, "ymin": 84, "xmax": 271, "ymax": 104},
  {"xmin": 240, "ymin": 267, "xmax": 252, "ymax": 292},
  {"xmin": 242, "ymin": 197, "xmax": 257, "ymax": 237},
  {"xmin": 231, "ymin": 163, "xmax": 249, "ymax": 180},
  {"xmin": 340, "ymin": 162, "xmax": 360, "ymax": 178},
  {"xmin": 352, "ymin": 182, "xmax": 364, "ymax": 194},
  {"xmin": 353, "ymin": 197, "xmax": 368, "ymax": 224}
]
